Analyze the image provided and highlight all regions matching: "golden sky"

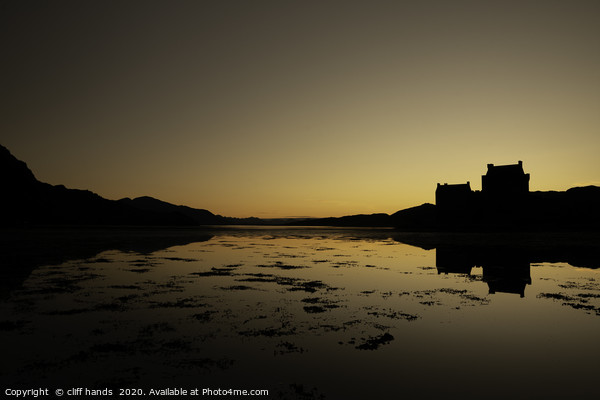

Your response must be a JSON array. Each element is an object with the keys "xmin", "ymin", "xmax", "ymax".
[{"xmin": 2, "ymin": 1, "xmax": 599, "ymax": 217}]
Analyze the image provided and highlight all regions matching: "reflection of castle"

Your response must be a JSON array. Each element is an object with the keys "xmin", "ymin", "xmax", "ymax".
[
  {"xmin": 436, "ymin": 161, "xmax": 531, "ymax": 228},
  {"xmin": 436, "ymin": 245, "xmax": 532, "ymax": 297},
  {"xmin": 479, "ymin": 248, "xmax": 531, "ymax": 298},
  {"xmin": 484, "ymin": 265, "xmax": 532, "ymax": 298}
]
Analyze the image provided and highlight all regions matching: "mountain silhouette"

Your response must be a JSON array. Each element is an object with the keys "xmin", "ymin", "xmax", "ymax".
[
  {"xmin": 0, "ymin": 145, "xmax": 326, "ymax": 227},
  {"xmin": 390, "ymin": 203, "xmax": 436, "ymax": 229},
  {"xmin": 0, "ymin": 145, "xmax": 223, "ymax": 226},
  {"xmin": 287, "ymin": 213, "xmax": 392, "ymax": 227},
  {"xmin": 118, "ymin": 196, "xmax": 223, "ymax": 225},
  {"xmin": 286, "ymin": 204, "xmax": 437, "ymax": 228}
]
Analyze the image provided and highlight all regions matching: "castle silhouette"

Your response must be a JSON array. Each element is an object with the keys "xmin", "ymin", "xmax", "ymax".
[
  {"xmin": 437, "ymin": 160, "xmax": 529, "ymax": 202},
  {"xmin": 436, "ymin": 161, "xmax": 535, "ymax": 229},
  {"xmin": 437, "ymin": 160, "xmax": 529, "ymax": 204},
  {"xmin": 432, "ymin": 160, "xmax": 599, "ymax": 230}
]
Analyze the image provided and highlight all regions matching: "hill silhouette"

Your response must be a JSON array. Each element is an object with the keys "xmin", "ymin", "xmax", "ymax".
[
  {"xmin": 118, "ymin": 196, "xmax": 287, "ymax": 225},
  {"xmin": 0, "ymin": 145, "xmax": 246, "ymax": 226},
  {"xmin": 287, "ymin": 213, "xmax": 392, "ymax": 227},
  {"xmin": 118, "ymin": 196, "xmax": 222, "ymax": 225},
  {"xmin": 287, "ymin": 204, "xmax": 437, "ymax": 228}
]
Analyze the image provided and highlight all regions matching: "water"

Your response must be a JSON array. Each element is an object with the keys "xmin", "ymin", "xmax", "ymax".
[{"xmin": 1, "ymin": 228, "xmax": 599, "ymax": 399}]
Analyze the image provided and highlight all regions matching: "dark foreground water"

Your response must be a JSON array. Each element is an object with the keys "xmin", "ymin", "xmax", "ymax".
[{"xmin": 1, "ymin": 227, "xmax": 599, "ymax": 399}]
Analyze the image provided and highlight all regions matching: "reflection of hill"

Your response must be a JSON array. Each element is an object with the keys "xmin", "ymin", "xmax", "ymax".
[{"xmin": 0, "ymin": 228, "xmax": 214, "ymax": 297}]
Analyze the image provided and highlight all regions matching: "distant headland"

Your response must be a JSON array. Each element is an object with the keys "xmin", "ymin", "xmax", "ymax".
[{"xmin": 1, "ymin": 144, "xmax": 598, "ymax": 230}]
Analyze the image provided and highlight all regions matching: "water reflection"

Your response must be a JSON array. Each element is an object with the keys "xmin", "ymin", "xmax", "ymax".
[
  {"xmin": 0, "ymin": 228, "xmax": 599, "ymax": 399},
  {"xmin": 392, "ymin": 231, "xmax": 600, "ymax": 269},
  {"xmin": 435, "ymin": 246, "xmax": 531, "ymax": 297},
  {"xmin": 0, "ymin": 227, "xmax": 214, "ymax": 297},
  {"xmin": 394, "ymin": 231, "xmax": 600, "ymax": 300}
]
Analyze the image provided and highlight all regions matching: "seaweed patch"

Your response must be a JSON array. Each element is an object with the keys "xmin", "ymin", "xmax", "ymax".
[{"xmin": 355, "ymin": 332, "xmax": 395, "ymax": 350}]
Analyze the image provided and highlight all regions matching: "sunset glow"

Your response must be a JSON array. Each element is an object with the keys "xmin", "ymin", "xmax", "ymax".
[{"xmin": 3, "ymin": 1, "xmax": 599, "ymax": 217}]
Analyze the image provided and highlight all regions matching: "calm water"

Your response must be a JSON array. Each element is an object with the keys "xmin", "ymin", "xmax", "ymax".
[{"xmin": 1, "ymin": 228, "xmax": 599, "ymax": 399}]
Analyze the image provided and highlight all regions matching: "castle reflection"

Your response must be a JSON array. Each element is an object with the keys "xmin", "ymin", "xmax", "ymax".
[
  {"xmin": 394, "ymin": 231, "xmax": 600, "ymax": 298},
  {"xmin": 436, "ymin": 246, "xmax": 531, "ymax": 297}
]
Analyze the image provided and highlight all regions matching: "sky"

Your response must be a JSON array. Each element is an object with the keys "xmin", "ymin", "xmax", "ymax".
[{"xmin": 2, "ymin": 0, "xmax": 599, "ymax": 218}]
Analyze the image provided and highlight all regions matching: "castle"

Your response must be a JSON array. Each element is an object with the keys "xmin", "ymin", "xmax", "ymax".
[{"xmin": 435, "ymin": 161, "xmax": 530, "ymax": 227}]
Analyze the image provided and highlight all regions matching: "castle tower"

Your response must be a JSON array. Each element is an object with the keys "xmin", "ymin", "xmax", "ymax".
[{"xmin": 482, "ymin": 160, "xmax": 530, "ymax": 196}]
